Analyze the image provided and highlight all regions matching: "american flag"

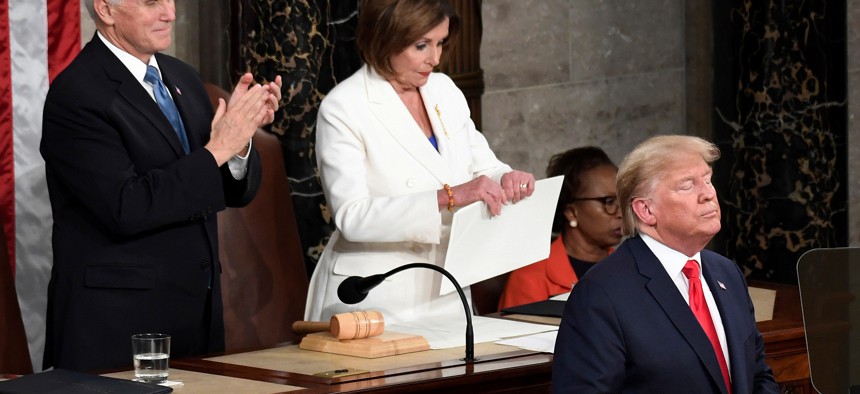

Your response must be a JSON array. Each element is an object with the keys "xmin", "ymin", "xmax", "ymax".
[{"xmin": 0, "ymin": 0, "xmax": 80, "ymax": 372}]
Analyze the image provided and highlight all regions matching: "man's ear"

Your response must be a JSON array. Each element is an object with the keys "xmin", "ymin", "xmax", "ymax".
[
  {"xmin": 93, "ymin": 0, "xmax": 116, "ymax": 26},
  {"xmin": 631, "ymin": 198, "xmax": 656, "ymax": 227}
]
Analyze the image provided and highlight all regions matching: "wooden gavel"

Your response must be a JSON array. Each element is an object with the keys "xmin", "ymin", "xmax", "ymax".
[{"xmin": 292, "ymin": 310, "xmax": 385, "ymax": 340}]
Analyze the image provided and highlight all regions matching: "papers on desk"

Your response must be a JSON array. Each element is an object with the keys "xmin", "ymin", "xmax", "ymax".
[
  {"xmin": 440, "ymin": 176, "xmax": 564, "ymax": 295},
  {"xmin": 387, "ymin": 315, "xmax": 557, "ymax": 349},
  {"xmin": 749, "ymin": 286, "xmax": 776, "ymax": 322},
  {"xmin": 549, "ymin": 292, "xmax": 570, "ymax": 301},
  {"xmin": 496, "ymin": 331, "xmax": 558, "ymax": 353}
]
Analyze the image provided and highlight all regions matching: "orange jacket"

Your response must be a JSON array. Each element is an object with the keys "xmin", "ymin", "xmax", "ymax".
[{"xmin": 498, "ymin": 236, "xmax": 575, "ymax": 310}]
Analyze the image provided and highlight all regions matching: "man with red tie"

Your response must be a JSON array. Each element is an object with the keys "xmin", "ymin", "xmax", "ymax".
[{"xmin": 552, "ymin": 135, "xmax": 778, "ymax": 394}]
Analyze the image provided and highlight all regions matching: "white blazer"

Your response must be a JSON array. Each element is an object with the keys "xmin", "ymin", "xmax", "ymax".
[{"xmin": 305, "ymin": 65, "xmax": 512, "ymax": 323}]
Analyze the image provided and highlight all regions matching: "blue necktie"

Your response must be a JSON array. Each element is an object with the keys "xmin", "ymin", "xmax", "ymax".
[{"xmin": 144, "ymin": 65, "xmax": 190, "ymax": 154}]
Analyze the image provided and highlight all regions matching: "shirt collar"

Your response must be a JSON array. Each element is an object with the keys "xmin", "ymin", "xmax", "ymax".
[
  {"xmin": 97, "ymin": 31, "xmax": 162, "ymax": 84},
  {"xmin": 640, "ymin": 233, "xmax": 702, "ymax": 278}
]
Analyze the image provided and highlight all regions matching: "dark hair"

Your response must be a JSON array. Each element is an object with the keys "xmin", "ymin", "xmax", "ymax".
[
  {"xmin": 547, "ymin": 146, "xmax": 616, "ymax": 232},
  {"xmin": 356, "ymin": 0, "xmax": 460, "ymax": 80}
]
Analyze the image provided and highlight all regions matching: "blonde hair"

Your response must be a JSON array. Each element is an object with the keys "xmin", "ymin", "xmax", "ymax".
[{"xmin": 616, "ymin": 135, "xmax": 720, "ymax": 236}]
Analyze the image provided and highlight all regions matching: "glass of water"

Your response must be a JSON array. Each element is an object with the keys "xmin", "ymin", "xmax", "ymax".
[{"xmin": 131, "ymin": 333, "xmax": 170, "ymax": 383}]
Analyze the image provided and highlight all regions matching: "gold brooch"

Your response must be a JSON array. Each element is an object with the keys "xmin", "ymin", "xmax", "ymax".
[{"xmin": 434, "ymin": 104, "xmax": 450, "ymax": 139}]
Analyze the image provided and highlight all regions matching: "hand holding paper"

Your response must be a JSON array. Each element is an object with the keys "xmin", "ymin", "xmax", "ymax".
[
  {"xmin": 500, "ymin": 170, "xmax": 535, "ymax": 204},
  {"xmin": 440, "ymin": 176, "xmax": 564, "ymax": 295}
]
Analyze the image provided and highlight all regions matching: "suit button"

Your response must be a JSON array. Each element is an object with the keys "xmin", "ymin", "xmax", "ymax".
[
  {"xmin": 201, "ymin": 260, "xmax": 211, "ymax": 271},
  {"xmin": 406, "ymin": 178, "xmax": 416, "ymax": 188}
]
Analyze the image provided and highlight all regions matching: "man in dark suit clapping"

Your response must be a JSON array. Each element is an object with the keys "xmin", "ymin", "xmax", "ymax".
[{"xmin": 40, "ymin": 0, "xmax": 281, "ymax": 372}]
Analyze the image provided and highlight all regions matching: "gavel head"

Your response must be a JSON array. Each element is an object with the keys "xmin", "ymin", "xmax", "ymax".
[{"xmin": 330, "ymin": 310, "xmax": 385, "ymax": 340}]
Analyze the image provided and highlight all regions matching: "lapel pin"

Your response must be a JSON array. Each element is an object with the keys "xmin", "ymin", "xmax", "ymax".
[
  {"xmin": 175, "ymin": 86, "xmax": 182, "ymax": 96},
  {"xmin": 434, "ymin": 104, "xmax": 450, "ymax": 139},
  {"xmin": 718, "ymin": 281, "xmax": 726, "ymax": 290}
]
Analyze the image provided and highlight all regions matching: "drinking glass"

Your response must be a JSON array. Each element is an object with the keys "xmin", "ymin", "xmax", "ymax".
[{"xmin": 131, "ymin": 333, "xmax": 170, "ymax": 383}]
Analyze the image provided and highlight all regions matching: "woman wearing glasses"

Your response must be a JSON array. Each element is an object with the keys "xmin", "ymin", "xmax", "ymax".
[{"xmin": 498, "ymin": 146, "xmax": 622, "ymax": 309}]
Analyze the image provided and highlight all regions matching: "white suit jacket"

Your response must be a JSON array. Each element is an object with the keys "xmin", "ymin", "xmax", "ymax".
[{"xmin": 305, "ymin": 65, "xmax": 512, "ymax": 323}]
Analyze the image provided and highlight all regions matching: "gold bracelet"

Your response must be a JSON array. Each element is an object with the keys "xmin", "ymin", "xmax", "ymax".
[{"xmin": 443, "ymin": 184, "xmax": 454, "ymax": 212}]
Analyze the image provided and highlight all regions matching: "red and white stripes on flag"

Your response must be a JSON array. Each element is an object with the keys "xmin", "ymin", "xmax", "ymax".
[{"xmin": 1, "ymin": 0, "xmax": 79, "ymax": 372}]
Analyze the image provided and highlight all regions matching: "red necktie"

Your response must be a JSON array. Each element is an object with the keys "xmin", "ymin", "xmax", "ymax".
[{"xmin": 683, "ymin": 260, "xmax": 731, "ymax": 394}]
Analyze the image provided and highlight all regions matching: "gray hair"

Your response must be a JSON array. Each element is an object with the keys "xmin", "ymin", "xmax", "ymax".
[
  {"xmin": 85, "ymin": 0, "xmax": 123, "ymax": 21},
  {"xmin": 616, "ymin": 135, "xmax": 720, "ymax": 236}
]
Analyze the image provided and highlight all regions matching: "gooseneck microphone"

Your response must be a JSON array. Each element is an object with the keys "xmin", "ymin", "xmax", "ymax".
[
  {"xmin": 337, "ymin": 274, "xmax": 386, "ymax": 304},
  {"xmin": 336, "ymin": 262, "xmax": 476, "ymax": 362}
]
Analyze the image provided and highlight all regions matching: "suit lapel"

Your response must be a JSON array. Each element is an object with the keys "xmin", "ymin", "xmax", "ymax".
[
  {"xmin": 419, "ymin": 80, "xmax": 451, "ymax": 158},
  {"xmin": 91, "ymin": 37, "xmax": 186, "ymax": 156},
  {"xmin": 630, "ymin": 238, "xmax": 729, "ymax": 394},
  {"xmin": 364, "ymin": 66, "xmax": 450, "ymax": 183}
]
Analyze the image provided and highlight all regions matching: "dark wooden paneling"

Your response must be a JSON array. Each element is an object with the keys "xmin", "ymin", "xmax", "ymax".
[
  {"xmin": 440, "ymin": 0, "xmax": 485, "ymax": 131},
  {"xmin": 205, "ymin": 84, "xmax": 309, "ymax": 352}
]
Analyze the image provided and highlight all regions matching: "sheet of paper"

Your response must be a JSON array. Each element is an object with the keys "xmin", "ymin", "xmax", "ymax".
[
  {"xmin": 496, "ymin": 330, "xmax": 558, "ymax": 353},
  {"xmin": 549, "ymin": 292, "xmax": 570, "ymax": 301},
  {"xmin": 749, "ymin": 286, "xmax": 776, "ymax": 322},
  {"xmin": 387, "ymin": 315, "xmax": 558, "ymax": 349},
  {"xmin": 440, "ymin": 176, "xmax": 564, "ymax": 295}
]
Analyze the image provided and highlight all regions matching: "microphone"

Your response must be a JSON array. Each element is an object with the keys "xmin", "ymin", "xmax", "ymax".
[
  {"xmin": 337, "ymin": 274, "xmax": 386, "ymax": 304},
  {"xmin": 336, "ymin": 262, "xmax": 476, "ymax": 362}
]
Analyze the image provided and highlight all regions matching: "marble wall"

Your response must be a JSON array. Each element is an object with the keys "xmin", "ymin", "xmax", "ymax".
[
  {"xmin": 711, "ymin": 1, "xmax": 847, "ymax": 282},
  {"xmin": 480, "ymin": 0, "xmax": 687, "ymax": 176},
  {"xmin": 850, "ymin": 0, "xmax": 860, "ymax": 248},
  {"xmin": 480, "ymin": 0, "xmax": 860, "ymax": 256}
]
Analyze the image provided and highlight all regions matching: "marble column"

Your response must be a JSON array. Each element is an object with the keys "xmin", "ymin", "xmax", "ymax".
[
  {"xmin": 233, "ymin": 0, "xmax": 361, "ymax": 277},
  {"xmin": 711, "ymin": 0, "xmax": 848, "ymax": 283}
]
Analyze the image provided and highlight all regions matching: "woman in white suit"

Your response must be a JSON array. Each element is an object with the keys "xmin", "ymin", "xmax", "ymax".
[{"xmin": 305, "ymin": 0, "xmax": 535, "ymax": 324}]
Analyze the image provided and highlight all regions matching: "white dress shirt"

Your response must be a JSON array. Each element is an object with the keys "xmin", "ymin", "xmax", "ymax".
[{"xmin": 640, "ymin": 233, "xmax": 731, "ymax": 373}]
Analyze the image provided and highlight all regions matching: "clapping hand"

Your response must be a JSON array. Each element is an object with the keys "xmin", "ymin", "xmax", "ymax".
[
  {"xmin": 206, "ymin": 80, "xmax": 269, "ymax": 166},
  {"xmin": 227, "ymin": 73, "xmax": 283, "ymax": 128}
]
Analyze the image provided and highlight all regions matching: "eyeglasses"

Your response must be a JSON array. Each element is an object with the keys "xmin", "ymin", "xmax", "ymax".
[{"xmin": 569, "ymin": 195, "xmax": 620, "ymax": 215}]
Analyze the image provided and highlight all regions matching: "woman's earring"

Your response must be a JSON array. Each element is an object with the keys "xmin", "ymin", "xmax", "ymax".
[{"xmin": 569, "ymin": 219, "xmax": 577, "ymax": 228}]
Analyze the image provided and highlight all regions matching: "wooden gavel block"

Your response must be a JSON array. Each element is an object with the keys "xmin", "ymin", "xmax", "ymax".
[
  {"xmin": 296, "ymin": 310, "xmax": 429, "ymax": 358},
  {"xmin": 292, "ymin": 310, "xmax": 385, "ymax": 340}
]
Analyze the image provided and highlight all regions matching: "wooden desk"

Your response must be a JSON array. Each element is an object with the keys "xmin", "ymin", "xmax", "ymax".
[
  {"xmin": 500, "ymin": 281, "xmax": 811, "ymax": 393},
  {"xmin": 749, "ymin": 281, "xmax": 811, "ymax": 393},
  {"xmin": 170, "ymin": 342, "xmax": 552, "ymax": 393},
  {"xmin": 105, "ymin": 282, "xmax": 806, "ymax": 393}
]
